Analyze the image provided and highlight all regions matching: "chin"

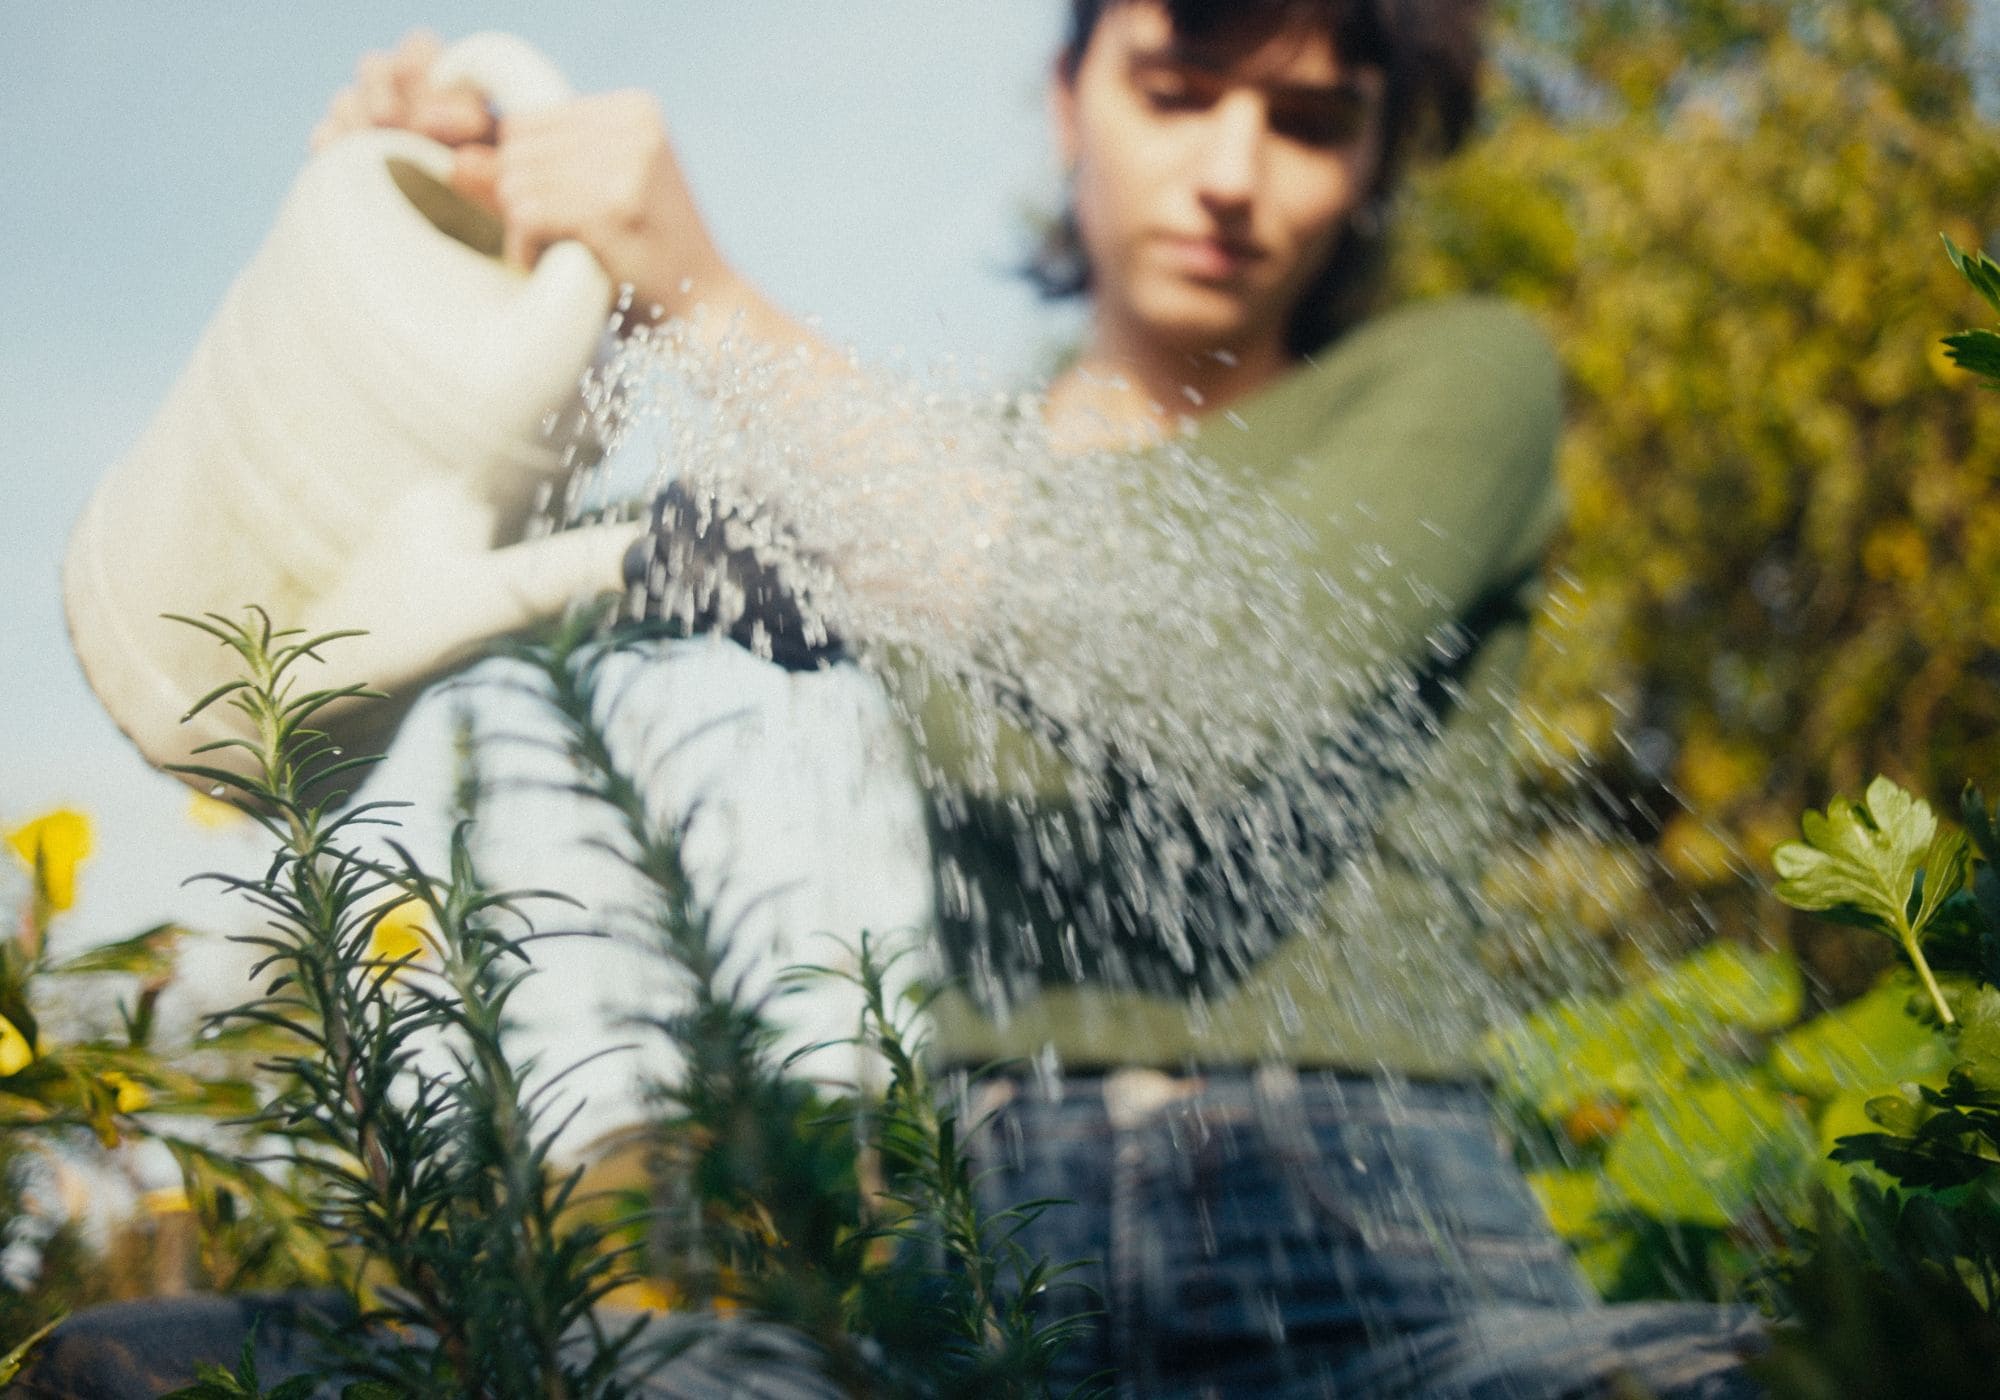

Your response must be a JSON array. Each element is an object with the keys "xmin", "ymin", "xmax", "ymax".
[
  {"xmin": 1132, "ymin": 283, "xmax": 1278, "ymax": 358},
  {"xmin": 1136, "ymin": 290, "xmax": 1256, "ymax": 352}
]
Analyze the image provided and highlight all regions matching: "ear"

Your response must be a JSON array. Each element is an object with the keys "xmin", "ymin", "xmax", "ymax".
[{"xmin": 1048, "ymin": 55, "xmax": 1081, "ymax": 172}]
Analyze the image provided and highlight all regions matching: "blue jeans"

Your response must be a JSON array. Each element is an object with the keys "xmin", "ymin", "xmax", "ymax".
[
  {"xmin": 961, "ymin": 1068, "xmax": 1766, "ymax": 1398},
  {"xmin": 20, "ymin": 1074, "xmax": 1764, "ymax": 1398}
]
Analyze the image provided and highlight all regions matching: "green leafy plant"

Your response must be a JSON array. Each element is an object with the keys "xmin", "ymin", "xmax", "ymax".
[
  {"xmin": 157, "ymin": 1326, "xmax": 322, "ymax": 1400},
  {"xmin": 55, "ymin": 607, "xmax": 1100, "ymax": 1397},
  {"xmin": 1489, "ymin": 765, "xmax": 2000, "ymax": 1322},
  {"xmin": 515, "ymin": 612, "xmax": 1096, "ymax": 1397},
  {"xmin": 167, "ymin": 608, "xmax": 644, "ymax": 1396},
  {"xmin": 818, "ymin": 932, "xmax": 1097, "ymax": 1394},
  {"xmin": 1754, "ymin": 778, "xmax": 2000, "ymax": 1396},
  {"xmin": 1398, "ymin": 0, "xmax": 2000, "ymax": 995},
  {"xmin": 1941, "ymin": 233, "xmax": 2000, "ymax": 382},
  {"xmin": 0, "ymin": 804, "xmax": 256, "ymax": 1361},
  {"xmin": 0, "ymin": 1314, "xmax": 62, "ymax": 1388},
  {"xmin": 1772, "ymin": 776, "xmax": 1969, "ymax": 1023},
  {"xmin": 1487, "ymin": 941, "xmax": 1831, "ymax": 1301}
]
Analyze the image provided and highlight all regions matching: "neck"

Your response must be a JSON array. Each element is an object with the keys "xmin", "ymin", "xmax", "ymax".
[{"xmin": 1046, "ymin": 321, "xmax": 1292, "ymax": 454}]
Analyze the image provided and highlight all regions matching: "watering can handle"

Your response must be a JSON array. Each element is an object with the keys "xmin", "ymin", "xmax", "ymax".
[
  {"xmin": 419, "ymin": 33, "xmax": 615, "ymax": 425},
  {"xmin": 429, "ymin": 31, "xmax": 577, "ymax": 117}
]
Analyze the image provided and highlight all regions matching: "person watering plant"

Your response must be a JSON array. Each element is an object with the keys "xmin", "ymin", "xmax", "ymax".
[{"xmin": 64, "ymin": 1, "xmax": 1767, "ymax": 1393}]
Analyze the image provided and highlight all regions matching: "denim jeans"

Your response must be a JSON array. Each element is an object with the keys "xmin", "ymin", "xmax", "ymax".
[
  {"xmin": 19, "ymin": 1072, "xmax": 1765, "ymax": 1399},
  {"xmin": 960, "ymin": 1067, "xmax": 1766, "ymax": 1398}
]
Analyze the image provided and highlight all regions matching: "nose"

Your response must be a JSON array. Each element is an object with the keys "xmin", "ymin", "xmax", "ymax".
[{"xmin": 1194, "ymin": 94, "xmax": 1264, "ymax": 215}]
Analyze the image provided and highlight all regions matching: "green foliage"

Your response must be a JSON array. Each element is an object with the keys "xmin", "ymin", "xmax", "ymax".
[
  {"xmin": 1773, "ymin": 775, "xmax": 1970, "ymax": 1019},
  {"xmin": 1754, "ymin": 1186, "xmax": 2000, "ymax": 1400},
  {"xmin": 1498, "ymin": 772, "xmax": 2000, "ymax": 1328},
  {"xmin": 165, "ymin": 1137, "xmax": 336, "ymax": 1295},
  {"xmin": 0, "ymin": 1312, "xmax": 61, "ymax": 1388},
  {"xmin": 1757, "ymin": 776, "xmax": 2000, "ymax": 1393},
  {"xmin": 1485, "ymin": 940, "xmax": 1801, "ymax": 1121},
  {"xmin": 1734, "ymin": 202, "xmax": 2000, "ymax": 1381},
  {"xmin": 1398, "ymin": 0, "xmax": 2000, "ymax": 988},
  {"xmin": 1489, "ymin": 942, "xmax": 1832, "ymax": 1301},
  {"xmin": 0, "ymin": 802, "xmax": 252, "ymax": 1356},
  {"xmin": 1941, "ymin": 232, "xmax": 2000, "ymax": 382},
  {"xmin": 826, "ymin": 934, "xmax": 1097, "ymax": 1393},
  {"xmin": 1605, "ymin": 1078, "xmax": 1816, "ymax": 1230},
  {"xmin": 157, "ymin": 1328, "xmax": 319, "ymax": 1400},
  {"xmin": 0, "ymin": 607, "xmax": 1095, "ymax": 1393},
  {"xmin": 1771, "ymin": 781, "xmax": 2000, "ymax": 1188},
  {"xmin": 516, "ymin": 613, "xmax": 1095, "ymax": 1397},
  {"xmin": 511, "ymin": 613, "xmax": 875, "ymax": 1386},
  {"xmin": 1767, "ymin": 978, "xmax": 1952, "ymax": 1101},
  {"xmin": 168, "ymin": 608, "xmax": 643, "ymax": 1397}
]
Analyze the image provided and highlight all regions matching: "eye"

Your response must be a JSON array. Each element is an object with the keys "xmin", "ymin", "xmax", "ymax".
[
  {"xmin": 1274, "ymin": 91, "xmax": 1373, "ymax": 148},
  {"xmin": 1144, "ymin": 83, "xmax": 1204, "ymax": 112},
  {"xmin": 1132, "ymin": 63, "xmax": 1215, "ymax": 113}
]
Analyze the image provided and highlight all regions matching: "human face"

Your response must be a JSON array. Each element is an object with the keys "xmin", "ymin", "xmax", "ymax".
[{"xmin": 1053, "ymin": 1, "xmax": 1385, "ymax": 365}]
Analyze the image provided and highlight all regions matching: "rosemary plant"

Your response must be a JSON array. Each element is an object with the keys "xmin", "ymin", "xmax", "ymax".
[
  {"xmin": 146, "ymin": 605, "xmax": 1093, "ymax": 1397},
  {"xmin": 511, "ymin": 613, "xmax": 1097, "ymax": 1397},
  {"xmin": 506, "ymin": 613, "xmax": 879, "ymax": 1389},
  {"xmin": 170, "ymin": 609, "xmax": 642, "ymax": 1398},
  {"xmin": 817, "ymin": 932, "xmax": 1099, "ymax": 1398}
]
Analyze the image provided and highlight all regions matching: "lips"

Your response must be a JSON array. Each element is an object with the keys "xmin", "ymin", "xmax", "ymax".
[{"xmin": 1158, "ymin": 232, "xmax": 1265, "ymax": 280}]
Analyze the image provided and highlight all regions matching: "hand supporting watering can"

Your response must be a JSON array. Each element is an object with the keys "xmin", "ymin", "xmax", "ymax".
[{"xmin": 63, "ymin": 31, "xmax": 791, "ymax": 785}]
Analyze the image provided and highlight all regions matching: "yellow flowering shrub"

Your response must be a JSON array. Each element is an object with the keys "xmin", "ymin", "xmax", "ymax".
[
  {"xmin": 0, "ymin": 1015, "xmax": 32, "ymax": 1079},
  {"xmin": 1398, "ymin": 0, "xmax": 2000, "ymax": 983},
  {"xmin": 368, "ymin": 896, "xmax": 434, "ymax": 971},
  {"xmin": 0, "ymin": 804, "xmax": 277, "ymax": 1356},
  {"xmin": 6, "ymin": 810, "xmax": 92, "ymax": 913}
]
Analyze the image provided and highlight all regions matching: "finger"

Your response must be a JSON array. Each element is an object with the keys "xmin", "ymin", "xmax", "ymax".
[
  {"xmin": 501, "ymin": 210, "xmax": 552, "ymax": 273},
  {"xmin": 449, "ymin": 145, "xmax": 502, "ymax": 214},
  {"xmin": 391, "ymin": 28, "xmax": 443, "ymax": 81},
  {"xmin": 490, "ymin": 110, "xmax": 564, "ymax": 155},
  {"xmin": 413, "ymin": 89, "xmax": 495, "ymax": 146},
  {"xmin": 356, "ymin": 51, "xmax": 403, "ymax": 126},
  {"xmin": 313, "ymin": 88, "xmax": 370, "ymax": 151},
  {"xmin": 493, "ymin": 159, "xmax": 562, "ymax": 270}
]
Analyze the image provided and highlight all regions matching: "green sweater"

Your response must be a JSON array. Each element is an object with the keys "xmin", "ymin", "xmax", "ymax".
[{"xmin": 899, "ymin": 296, "xmax": 1562, "ymax": 1076}]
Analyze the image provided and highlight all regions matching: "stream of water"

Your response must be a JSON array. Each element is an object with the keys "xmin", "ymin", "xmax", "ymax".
[{"xmin": 515, "ymin": 314, "xmax": 1770, "ymax": 1391}]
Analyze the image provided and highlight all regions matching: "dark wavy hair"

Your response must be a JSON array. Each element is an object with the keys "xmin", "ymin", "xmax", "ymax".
[{"xmin": 1027, "ymin": 0, "xmax": 1486, "ymax": 356}]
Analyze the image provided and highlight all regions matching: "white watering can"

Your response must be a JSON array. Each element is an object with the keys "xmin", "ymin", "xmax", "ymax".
[{"xmin": 64, "ymin": 32, "xmax": 635, "ymax": 777}]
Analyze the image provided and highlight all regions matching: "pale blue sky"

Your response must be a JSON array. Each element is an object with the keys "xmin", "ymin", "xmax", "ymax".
[
  {"xmin": 1, "ymin": 6, "xmax": 1072, "ymax": 950},
  {"xmin": 1, "ymin": 8, "xmax": 1088, "ymax": 1141}
]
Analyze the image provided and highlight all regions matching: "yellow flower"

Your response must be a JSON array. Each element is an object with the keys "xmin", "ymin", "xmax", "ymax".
[
  {"xmin": 184, "ymin": 790, "xmax": 246, "ymax": 830},
  {"xmin": 369, "ymin": 898, "xmax": 433, "ymax": 975},
  {"xmin": 140, "ymin": 1185, "xmax": 192, "ymax": 1217},
  {"xmin": 617, "ymin": 1279, "xmax": 681, "ymax": 1313},
  {"xmin": 0, "ymin": 1014, "xmax": 33, "ymax": 1077},
  {"xmin": 101, "ymin": 1071, "xmax": 150, "ymax": 1113},
  {"xmin": 7, "ymin": 809, "xmax": 92, "ymax": 911}
]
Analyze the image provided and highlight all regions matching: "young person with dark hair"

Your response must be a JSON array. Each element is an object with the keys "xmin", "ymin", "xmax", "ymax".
[{"xmin": 46, "ymin": 3, "xmax": 1766, "ymax": 1392}]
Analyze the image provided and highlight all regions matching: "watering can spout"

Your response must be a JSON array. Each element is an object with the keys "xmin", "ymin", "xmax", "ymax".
[{"xmin": 64, "ymin": 32, "xmax": 626, "ymax": 780}]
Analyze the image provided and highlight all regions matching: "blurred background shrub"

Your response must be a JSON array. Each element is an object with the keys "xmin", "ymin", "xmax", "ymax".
[{"xmin": 1397, "ymin": 0, "xmax": 2000, "ymax": 993}]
